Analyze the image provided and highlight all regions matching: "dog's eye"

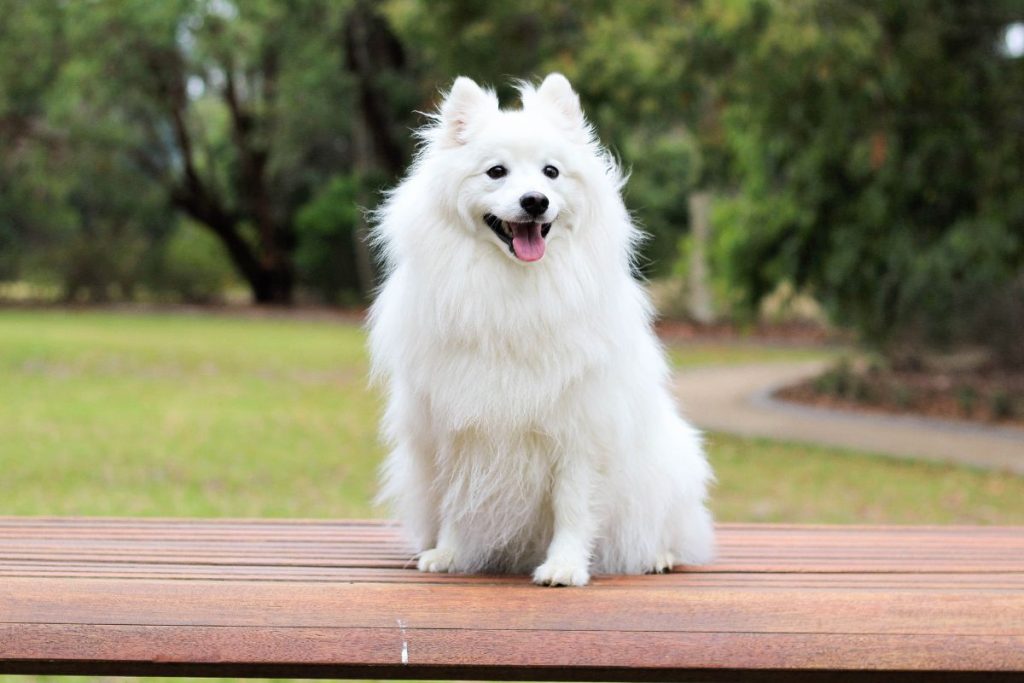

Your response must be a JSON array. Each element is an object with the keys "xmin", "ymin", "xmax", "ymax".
[
  {"xmin": 543, "ymin": 165, "xmax": 560, "ymax": 179},
  {"xmin": 486, "ymin": 165, "xmax": 507, "ymax": 179}
]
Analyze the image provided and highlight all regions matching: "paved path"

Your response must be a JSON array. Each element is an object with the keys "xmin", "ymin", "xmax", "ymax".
[{"xmin": 674, "ymin": 360, "xmax": 1024, "ymax": 475}]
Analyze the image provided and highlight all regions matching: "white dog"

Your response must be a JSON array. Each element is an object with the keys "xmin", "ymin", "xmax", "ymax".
[{"xmin": 368, "ymin": 74, "xmax": 713, "ymax": 586}]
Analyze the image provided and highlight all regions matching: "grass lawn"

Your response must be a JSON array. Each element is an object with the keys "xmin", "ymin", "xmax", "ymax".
[{"xmin": 2, "ymin": 309, "xmax": 1021, "ymax": 524}]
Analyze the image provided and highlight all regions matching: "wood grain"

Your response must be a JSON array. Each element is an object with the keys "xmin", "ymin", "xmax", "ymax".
[{"xmin": 1, "ymin": 518, "xmax": 1022, "ymax": 681}]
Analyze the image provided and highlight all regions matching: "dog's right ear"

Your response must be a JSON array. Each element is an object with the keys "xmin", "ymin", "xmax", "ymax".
[
  {"xmin": 534, "ymin": 73, "xmax": 585, "ymax": 131},
  {"xmin": 439, "ymin": 77, "xmax": 498, "ymax": 147}
]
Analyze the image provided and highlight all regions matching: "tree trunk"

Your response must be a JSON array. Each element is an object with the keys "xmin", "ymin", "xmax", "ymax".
[
  {"xmin": 246, "ymin": 257, "xmax": 294, "ymax": 305},
  {"xmin": 223, "ymin": 67, "xmax": 294, "ymax": 306},
  {"xmin": 344, "ymin": 0, "xmax": 408, "ymax": 297},
  {"xmin": 215, "ymin": 224, "xmax": 294, "ymax": 306},
  {"xmin": 171, "ymin": 191, "xmax": 294, "ymax": 305}
]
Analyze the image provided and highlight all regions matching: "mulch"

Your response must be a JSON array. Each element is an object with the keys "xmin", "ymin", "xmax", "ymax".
[
  {"xmin": 655, "ymin": 319, "xmax": 840, "ymax": 345},
  {"xmin": 778, "ymin": 368, "xmax": 1024, "ymax": 429}
]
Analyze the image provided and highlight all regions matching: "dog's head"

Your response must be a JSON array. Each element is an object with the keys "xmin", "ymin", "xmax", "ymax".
[{"xmin": 427, "ymin": 74, "xmax": 597, "ymax": 264}]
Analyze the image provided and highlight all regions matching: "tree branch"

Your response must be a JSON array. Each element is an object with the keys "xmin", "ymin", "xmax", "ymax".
[{"xmin": 222, "ymin": 59, "xmax": 279, "ymax": 270}]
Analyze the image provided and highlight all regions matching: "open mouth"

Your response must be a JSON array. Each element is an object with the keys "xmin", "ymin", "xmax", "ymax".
[{"xmin": 484, "ymin": 214, "xmax": 552, "ymax": 262}]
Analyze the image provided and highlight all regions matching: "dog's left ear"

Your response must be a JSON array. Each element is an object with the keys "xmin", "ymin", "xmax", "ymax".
[{"xmin": 532, "ymin": 73, "xmax": 587, "ymax": 133}]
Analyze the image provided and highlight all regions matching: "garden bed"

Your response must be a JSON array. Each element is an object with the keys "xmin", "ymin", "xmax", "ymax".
[{"xmin": 777, "ymin": 361, "xmax": 1024, "ymax": 429}]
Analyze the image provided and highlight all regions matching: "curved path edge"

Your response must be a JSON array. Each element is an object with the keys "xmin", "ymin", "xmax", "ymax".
[{"xmin": 674, "ymin": 360, "xmax": 1024, "ymax": 475}]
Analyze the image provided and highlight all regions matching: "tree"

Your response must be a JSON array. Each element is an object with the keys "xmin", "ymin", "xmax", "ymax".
[
  {"xmin": 62, "ymin": 0, "xmax": 354, "ymax": 304},
  {"xmin": 713, "ymin": 0, "xmax": 1024, "ymax": 363},
  {"xmin": 1, "ymin": 0, "xmax": 423, "ymax": 304},
  {"xmin": 0, "ymin": 0, "xmax": 67, "ymax": 281},
  {"xmin": 2, "ymin": 0, "xmax": 415, "ymax": 304}
]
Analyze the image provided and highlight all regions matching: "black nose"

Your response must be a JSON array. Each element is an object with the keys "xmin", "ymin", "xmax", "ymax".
[{"xmin": 520, "ymin": 192, "xmax": 549, "ymax": 217}]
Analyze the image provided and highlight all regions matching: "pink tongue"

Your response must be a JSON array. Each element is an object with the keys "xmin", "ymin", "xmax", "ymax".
[{"xmin": 511, "ymin": 222, "xmax": 546, "ymax": 262}]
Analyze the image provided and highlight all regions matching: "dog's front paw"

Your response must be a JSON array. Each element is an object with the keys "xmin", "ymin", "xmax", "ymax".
[
  {"xmin": 417, "ymin": 547, "xmax": 456, "ymax": 573},
  {"xmin": 647, "ymin": 550, "xmax": 675, "ymax": 574},
  {"xmin": 533, "ymin": 557, "xmax": 590, "ymax": 587}
]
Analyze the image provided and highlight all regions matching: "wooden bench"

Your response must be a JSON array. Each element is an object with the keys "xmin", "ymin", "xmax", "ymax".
[{"xmin": 1, "ymin": 518, "xmax": 1022, "ymax": 681}]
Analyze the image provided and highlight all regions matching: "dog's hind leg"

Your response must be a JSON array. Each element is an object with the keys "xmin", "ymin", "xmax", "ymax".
[
  {"xmin": 377, "ymin": 386, "xmax": 440, "ymax": 552},
  {"xmin": 378, "ymin": 440, "xmax": 439, "ymax": 550},
  {"xmin": 670, "ymin": 495, "xmax": 715, "ymax": 566}
]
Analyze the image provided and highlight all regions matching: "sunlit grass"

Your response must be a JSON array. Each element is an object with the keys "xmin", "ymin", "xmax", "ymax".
[
  {"xmin": 0, "ymin": 310, "xmax": 380, "ymax": 518},
  {"xmin": 709, "ymin": 433, "xmax": 1024, "ymax": 524},
  {"xmin": 2, "ymin": 309, "xmax": 1020, "ymax": 525}
]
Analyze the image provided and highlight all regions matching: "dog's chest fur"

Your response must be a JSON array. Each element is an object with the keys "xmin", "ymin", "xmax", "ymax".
[{"xmin": 391, "ymin": 246, "xmax": 620, "ymax": 431}]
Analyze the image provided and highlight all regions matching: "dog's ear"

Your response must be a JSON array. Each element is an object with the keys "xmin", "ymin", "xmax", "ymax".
[
  {"xmin": 533, "ymin": 73, "xmax": 586, "ymax": 132},
  {"xmin": 439, "ymin": 77, "xmax": 498, "ymax": 147}
]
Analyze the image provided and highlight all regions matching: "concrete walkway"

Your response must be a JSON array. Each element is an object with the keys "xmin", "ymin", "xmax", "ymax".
[{"xmin": 674, "ymin": 360, "xmax": 1024, "ymax": 475}]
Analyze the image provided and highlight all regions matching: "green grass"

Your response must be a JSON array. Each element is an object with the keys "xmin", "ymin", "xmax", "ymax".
[
  {"xmin": 2, "ymin": 310, "xmax": 1022, "ymax": 683},
  {"xmin": 0, "ymin": 310, "xmax": 380, "ymax": 518},
  {"xmin": 2, "ymin": 309, "xmax": 1021, "ymax": 524},
  {"xmin": 710, "ymin": 433, "xmax": 1023, "ymax": 524}
]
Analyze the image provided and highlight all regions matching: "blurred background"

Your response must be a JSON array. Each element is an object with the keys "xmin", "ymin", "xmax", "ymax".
[{"xmin": 1, "ymin": 0, "xmax": 1022, "ymax": 528}]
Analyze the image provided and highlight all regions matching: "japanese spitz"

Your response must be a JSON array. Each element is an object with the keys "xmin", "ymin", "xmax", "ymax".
[{"xmin": 368, "ymin": 74, "xmax": 713, "ymax": 586}]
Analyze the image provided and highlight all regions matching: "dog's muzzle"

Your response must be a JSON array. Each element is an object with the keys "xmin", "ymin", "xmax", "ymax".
[{"xmin": 484, "ymin": 214, "xmax": 552, "ymax": 262}]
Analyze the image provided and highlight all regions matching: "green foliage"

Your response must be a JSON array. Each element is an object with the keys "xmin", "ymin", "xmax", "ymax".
[
  {"xmin": 0, "ymin": 0, "xmax": 380, "ymax": 303},
  {"xmin": 155, "ymin": 221, "xmax": 238, "ymax": 303},
  {"xmin": 624, "ymin": 129, "xmax": 702, "ymax": 273},
  {"xmin": 294, "ymin": 175, "xmax": 366, "ymax": 303},
  {"xmin": 713, "ymin": 1, "xmax": 1024, "ymax": 361},
  {"xmin": 388, "ymin": 0, "xmax": 588, "ymax": 101},
  {"xmin": 0, "ymin": 90, "xmax": 174, "ymax": 300}
]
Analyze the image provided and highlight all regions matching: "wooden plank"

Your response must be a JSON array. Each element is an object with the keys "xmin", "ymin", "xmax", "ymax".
[
  {"xmin": 5, "ymin": 576, "xmax": 1023, "ymax": 634},
  {"xmin": 1, "ymin": 518, "xmax": 1023, "ymax": 681},
  {"xmin": 1, "ymin": 519, "xmax": 1020, "ymax": 573},
  {"xmin": 4, "ymin": 624, "xmax": 1024, "ymax": 681},
  {"xmin": 4, "ymin": 564, "xmax": 1023, "ymax": 589}
]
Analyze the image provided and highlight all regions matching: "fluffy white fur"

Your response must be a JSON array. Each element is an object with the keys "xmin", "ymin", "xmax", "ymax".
[{"xmin": 368, "ymin": 74, "xmax": 713, "ymax": 586}]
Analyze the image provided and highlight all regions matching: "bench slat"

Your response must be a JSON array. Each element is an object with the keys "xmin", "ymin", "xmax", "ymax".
[{"xmin": 2, "ymin": 518, "xmax": 1023, "ymax": 681}]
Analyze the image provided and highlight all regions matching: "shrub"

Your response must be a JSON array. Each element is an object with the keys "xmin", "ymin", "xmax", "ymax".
[
  {"xmin": 991, "ymin": 391, "xmax": 1014, "ymax": 420},
  {"xmin": 156, "ymin": 221, "xmax": 237, "ymax": 304},
  {"xmin": 294, "ymin": 175, "xmax": 366, "ymax": 304},
  {"xmin": 955, "ymin": 386, "xmax": 978, "ymax": 417}
]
